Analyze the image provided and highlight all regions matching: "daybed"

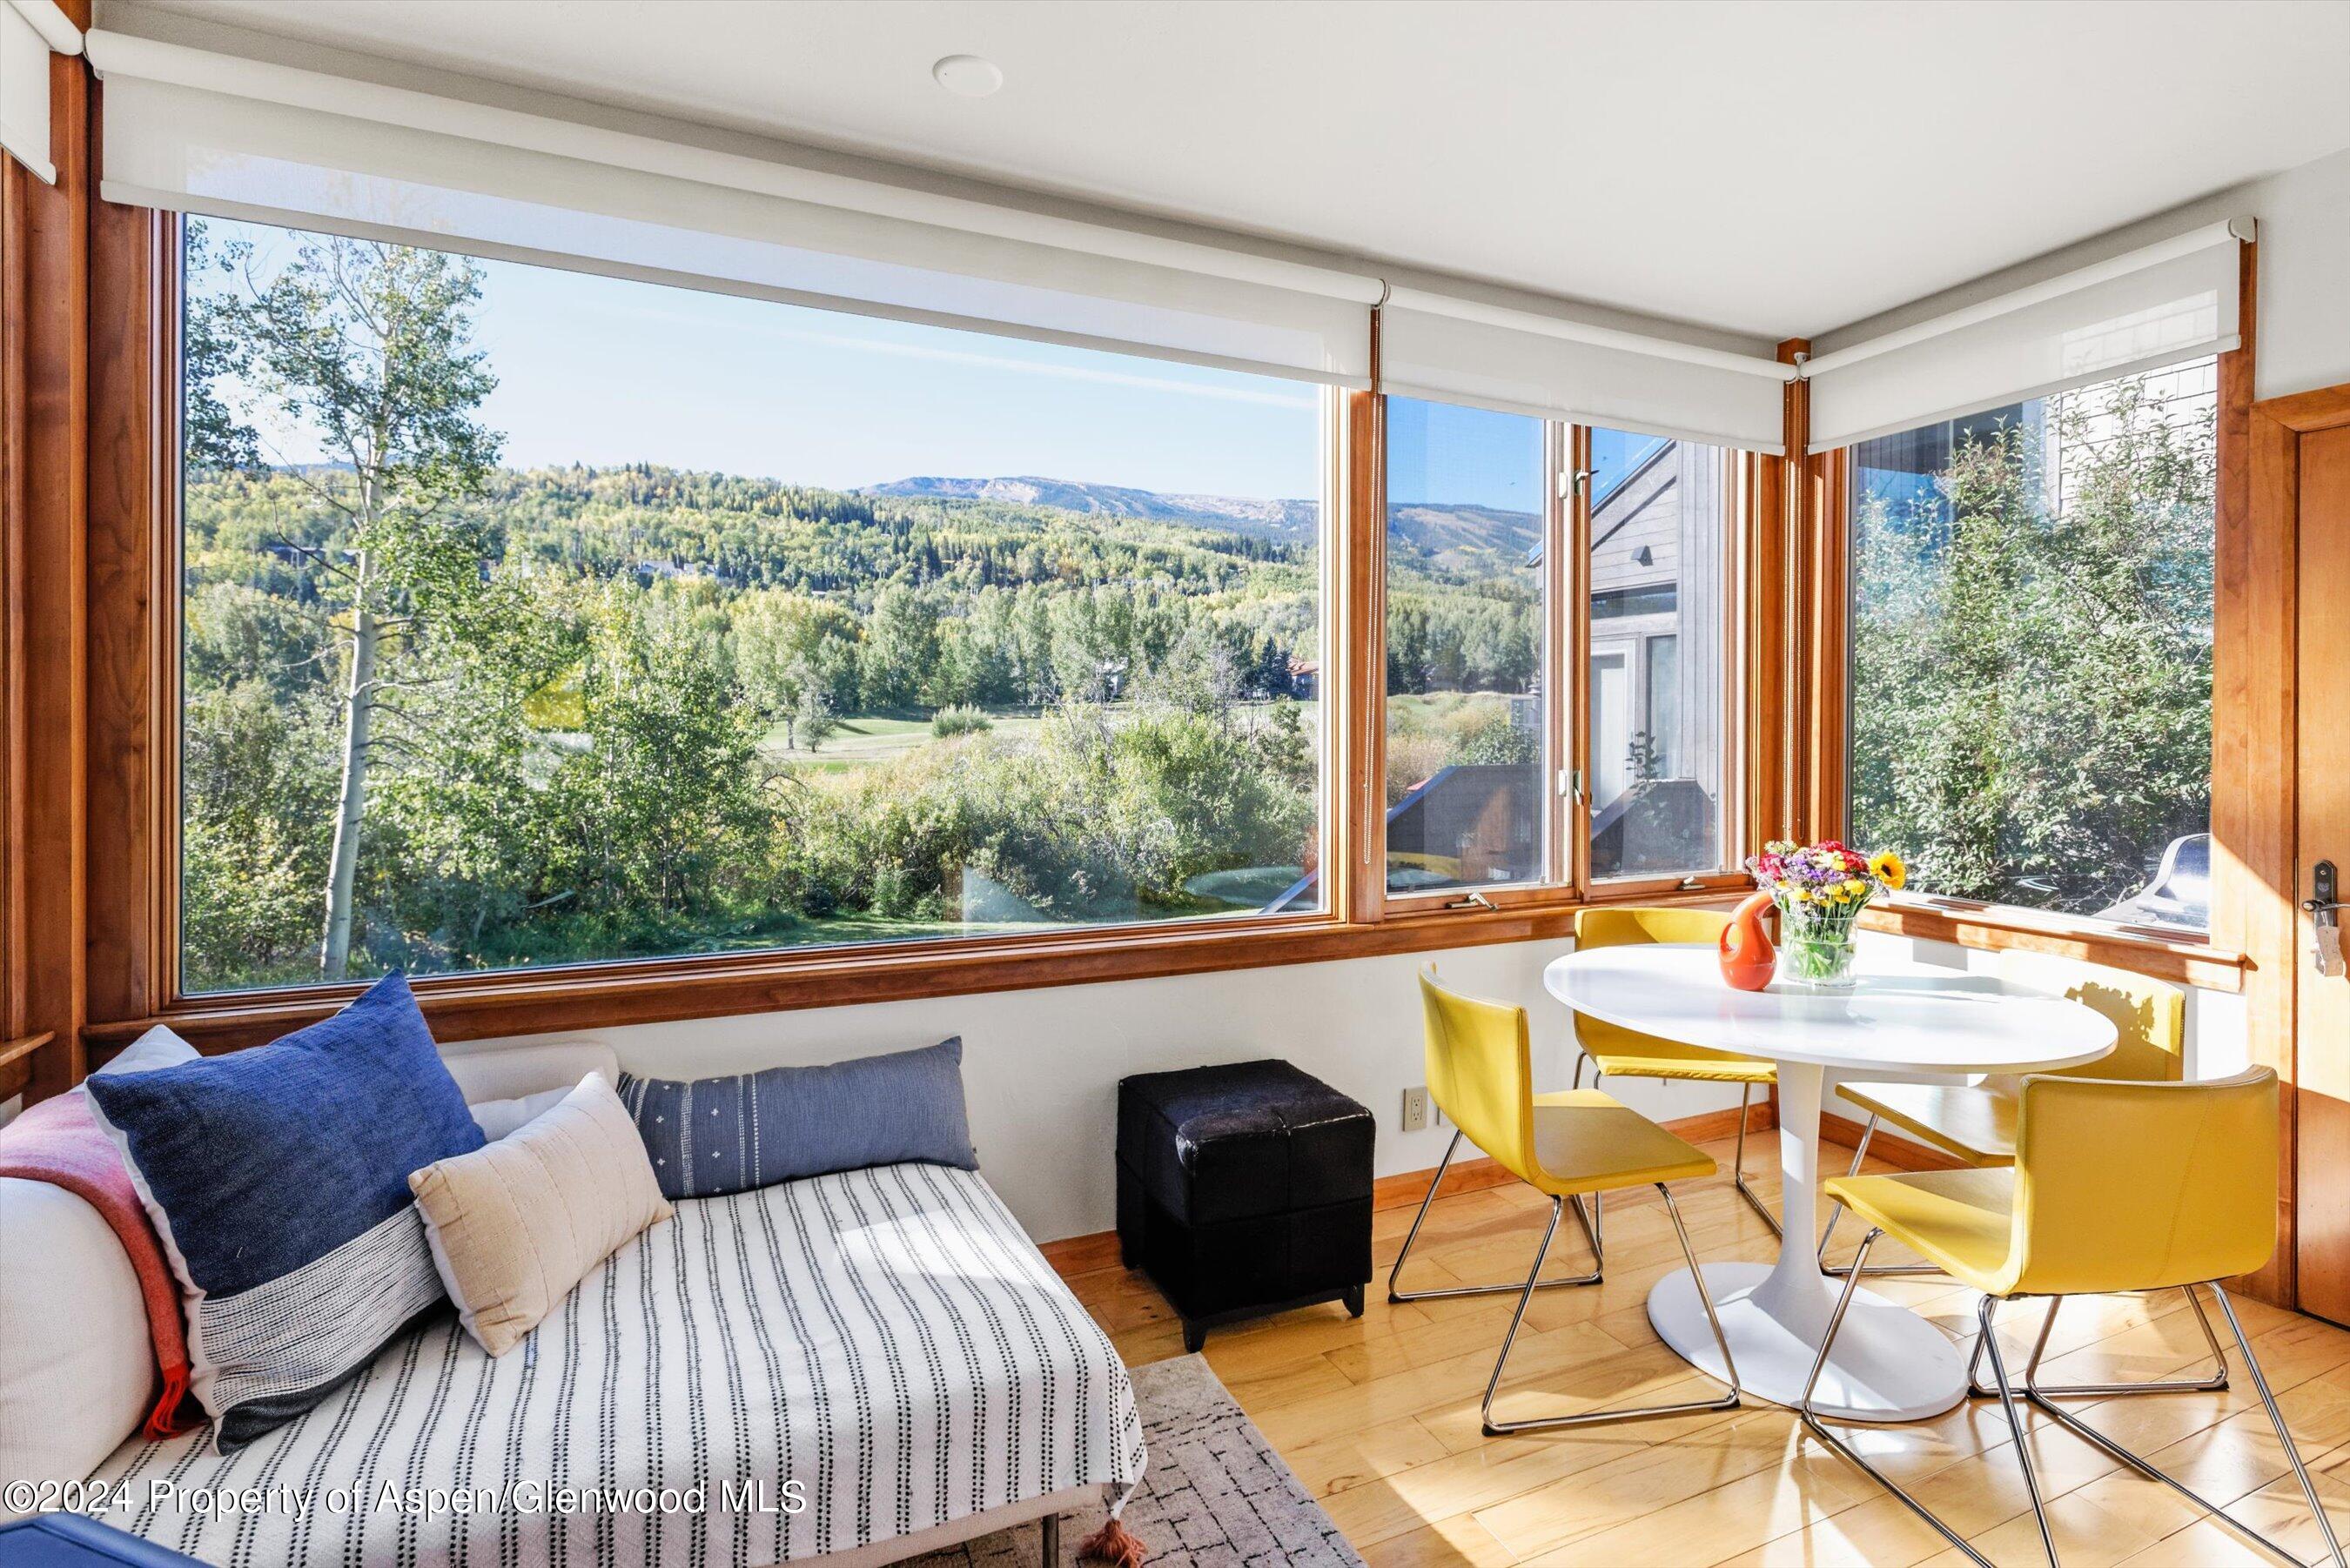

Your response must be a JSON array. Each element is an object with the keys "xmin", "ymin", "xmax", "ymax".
[{"xmin": 3, "ymin": 1041, "xmax": 1145, "ymax": 1567}]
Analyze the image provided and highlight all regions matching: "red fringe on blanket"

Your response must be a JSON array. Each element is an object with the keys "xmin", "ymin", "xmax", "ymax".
[{"xmin": 1077, "ymin": 1517, "xmax": 1146, "ymax": 1567}]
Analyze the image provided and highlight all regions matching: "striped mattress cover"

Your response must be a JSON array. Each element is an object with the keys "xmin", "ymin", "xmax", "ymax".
[{"xmin": 77, "ymin": 1163, "xmax": 1145, "ymax": 1567}]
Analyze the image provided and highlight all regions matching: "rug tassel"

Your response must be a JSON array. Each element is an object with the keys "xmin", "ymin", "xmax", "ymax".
[{"xmin": 1076, "ymin": 1516, "xmax": 1145, "ymax": 1568}]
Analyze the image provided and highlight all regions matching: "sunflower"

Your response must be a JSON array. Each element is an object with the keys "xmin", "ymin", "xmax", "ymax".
[{"xmin": 1869, "ymin": 850, "xmax": 1906, "ymax": 891}]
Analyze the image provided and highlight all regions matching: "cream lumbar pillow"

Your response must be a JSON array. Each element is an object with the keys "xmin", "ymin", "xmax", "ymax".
[{"xmin": 409, "ymin": 1071, "xmax": 673, "ymax": 1356}]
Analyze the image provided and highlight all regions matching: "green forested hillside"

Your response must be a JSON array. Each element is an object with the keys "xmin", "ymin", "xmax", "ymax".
[{"xmin": 184, "ymin": 456, "xmax": 1540, "ymax": 990}]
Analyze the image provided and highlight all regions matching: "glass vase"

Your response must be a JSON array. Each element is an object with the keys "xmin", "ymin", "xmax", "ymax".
[{"xmin": 1773, "ymin": 908, "xmax": 1860, "ymax": 989}]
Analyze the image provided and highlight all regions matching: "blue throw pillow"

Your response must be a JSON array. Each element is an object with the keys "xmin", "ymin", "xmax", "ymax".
[
  {"xmin": 84, "ymin": 974, "xmax": 484, "ymax": 1451},
  {"xmin": 618, "ymin": 1037, "xmax": 977, "ymax": 1200}
]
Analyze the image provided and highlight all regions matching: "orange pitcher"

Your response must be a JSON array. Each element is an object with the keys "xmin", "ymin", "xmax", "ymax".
[{"xmin": 1718, "ymin": 890, "xmax": 1776, "ymax": 991}]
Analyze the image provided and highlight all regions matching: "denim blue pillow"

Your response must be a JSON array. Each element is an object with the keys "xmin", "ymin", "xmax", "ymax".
[
  {"xmin": 84, "ymin": 973, "xmax": 484, "ymax": 1450},
  {"xmin": 618, "ymin": 1037, "xmax": 977, "ymax": 1200}
]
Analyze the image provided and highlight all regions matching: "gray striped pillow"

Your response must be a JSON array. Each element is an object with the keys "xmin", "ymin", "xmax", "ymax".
[{"xmin": 617, "ymin": 1037, "xmax": 977, "ymax": 1199}]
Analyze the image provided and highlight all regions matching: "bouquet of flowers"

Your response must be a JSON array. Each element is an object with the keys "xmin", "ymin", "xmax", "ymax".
[{"xmin": 1743, "ymin": 839, "xmax": 1906, "ymax": 987}]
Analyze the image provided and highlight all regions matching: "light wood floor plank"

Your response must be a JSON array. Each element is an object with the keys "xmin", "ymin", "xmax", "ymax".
[{"xmin": 1081, "ymin": 1130, "xmax": 2350, "ymax": 1565}]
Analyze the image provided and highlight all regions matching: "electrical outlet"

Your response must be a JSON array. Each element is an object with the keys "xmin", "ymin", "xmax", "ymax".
[{"xmin": 1401, "ymin": 1085, "xmax": 1430, "ymax": 1132}]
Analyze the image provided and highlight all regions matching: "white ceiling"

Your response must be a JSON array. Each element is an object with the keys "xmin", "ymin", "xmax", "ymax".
[{"xmin": 108, "ymin": 0, "xmax": 2350, "ymax": 341}]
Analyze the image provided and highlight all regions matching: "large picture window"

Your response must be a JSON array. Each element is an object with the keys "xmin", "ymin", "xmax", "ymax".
[
  {"xmin": 178, "ymin": 219, "xmax": 1327, "ymax": 993},
  {"xmin": 1848, "ymin": 358, "xmax": 2217, "ymax": 932}
]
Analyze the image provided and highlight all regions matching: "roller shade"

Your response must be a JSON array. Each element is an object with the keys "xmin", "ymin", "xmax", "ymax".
[
  {"xmin": 87, "ymin": 29, "xmax": 1376, "ymax": 387},
  {"xmin": 1380, "ymin": 293, "xmax": 1792, "ymax": 454},
  {"xmin": 1805, "ymin": 218, "xmax": 2249, "ymax": 450},
  {"xmin": 2, "ymin": 0, "xmax": 82, "ymax": 184}
]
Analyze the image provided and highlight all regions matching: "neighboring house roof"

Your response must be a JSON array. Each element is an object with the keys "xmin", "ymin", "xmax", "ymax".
[{"xmin": 1521, "ymin": 433, "xmax": 1677, "ymax": 569}]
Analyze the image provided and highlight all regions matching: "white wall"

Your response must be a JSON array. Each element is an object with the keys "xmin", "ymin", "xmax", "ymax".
[
  {"xmin": 2243, "ymin": 146, "xmax": 2350, "ymax": 399},
  {"xmin": 457, "ymin": 937, "xmax": 1760, "ymax": 1244}
]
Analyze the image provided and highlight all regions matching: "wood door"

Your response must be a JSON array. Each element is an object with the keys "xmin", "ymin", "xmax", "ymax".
[{"xmin": 2296, "ymin": 420, "xmax": 2350, "ymax": 1323}]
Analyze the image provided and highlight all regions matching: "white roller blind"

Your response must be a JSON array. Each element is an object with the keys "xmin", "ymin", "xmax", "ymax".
[
  {"xmin": 1, "ymin": 2, "xmax": 59, "ymax": 184},
  {"xmin": 88, "ymin": 30, "xmax": 1375, "ymax": 387},
  {"xmin": 1806, "ymin": 220, "xmax": 2248, "ymax": 450},
  {"xmin": 1380, "ymin": 297, "xmax": 1791, "ymax": 454}
]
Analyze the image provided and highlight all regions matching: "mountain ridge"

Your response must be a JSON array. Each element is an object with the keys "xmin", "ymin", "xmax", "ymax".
[
  {"xmin": 858, "ymin": 473, "xmax": 1320, "ymax": 539},
  {"xmin": 862, "ymin": 473, "xmax": 1539, "ymax": 569}
]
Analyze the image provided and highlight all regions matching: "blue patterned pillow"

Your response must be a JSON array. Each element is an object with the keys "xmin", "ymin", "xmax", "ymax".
[
  {"xmin": 84, "ymin": 974, "xmax": 484, "ymax": 1451},
  {"xmin": 619, "ymin": 1037, "xmax": 977, "ymax": 1199}
]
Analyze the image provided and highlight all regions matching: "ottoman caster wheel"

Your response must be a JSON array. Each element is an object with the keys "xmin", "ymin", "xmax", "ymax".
[
  {"xmin": 1183, "ymin": 1321, "xmax": 1207, "ymax": 1354},
  {"xmin": 1343, "ymin": 1285, "xmax": 1365, "ymax": 1318}
]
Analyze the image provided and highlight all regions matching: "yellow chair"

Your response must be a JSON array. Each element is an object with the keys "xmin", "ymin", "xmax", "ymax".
[
  {"xmin": 1817, "ymin": 954, "xmax": 2224, "ymax": 1395},
  {"xmin": 1803, "ymin": 1069, "xmax": 2342, "ymax": 1568},
  {"xmin": 1390, "ymin": 968, "xmax": 1741, "ymax": 1435},
  {"xmin": 1569, "ymin": 908, "xmax": 1780, "ymax": 1235}
]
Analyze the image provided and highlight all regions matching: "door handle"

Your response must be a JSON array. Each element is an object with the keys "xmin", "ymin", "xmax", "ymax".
[{"xmin": 2306, "ymin": 861, "xmax": 2346, "ymax": 977}]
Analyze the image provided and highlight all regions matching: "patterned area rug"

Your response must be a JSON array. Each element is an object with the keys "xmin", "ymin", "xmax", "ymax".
[{"xmin": 906, "ymin": 1354, "xmax": 1362, "ymax": 1567}]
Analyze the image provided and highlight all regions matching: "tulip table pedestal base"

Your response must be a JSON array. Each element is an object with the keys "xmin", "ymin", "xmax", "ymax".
[{"xmin": 1645, "ymin": 1061, "xmax": 1967, "ymax": 1423}]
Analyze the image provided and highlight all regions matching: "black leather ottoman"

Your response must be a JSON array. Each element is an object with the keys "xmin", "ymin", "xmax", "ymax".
[{"xmin": 1117, "ymin": 1059, "xmax": 1374, "ymax": 1351}]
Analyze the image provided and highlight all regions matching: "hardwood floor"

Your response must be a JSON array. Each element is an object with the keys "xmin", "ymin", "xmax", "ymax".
[{"xmin": 1070, "ymin": 1131, "xmax": 2350, "ymax": 1566}]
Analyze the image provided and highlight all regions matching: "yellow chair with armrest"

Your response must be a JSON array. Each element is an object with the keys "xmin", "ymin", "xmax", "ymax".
[
  {"xmin": 1388, "ymin": 968, "xmax": 1742, "ymax": 1435},
  {"xmin": 1802, "ymin": 1068, "xmax": 2340, "ymax": 1568},
  {"xmin": 1569, "ymin": 907, "xmax": 1781, "ymax": 1236}
]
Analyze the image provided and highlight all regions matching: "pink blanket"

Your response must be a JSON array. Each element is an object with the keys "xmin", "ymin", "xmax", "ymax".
[{"xmin": 0, "ymin": 1093, "xmax": 198, "ymax": 1437}]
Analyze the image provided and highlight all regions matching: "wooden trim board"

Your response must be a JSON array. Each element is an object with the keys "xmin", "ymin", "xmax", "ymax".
[{"xmin": 1859, "ymin": 898, "xmax": 2248, "ymax": 992}]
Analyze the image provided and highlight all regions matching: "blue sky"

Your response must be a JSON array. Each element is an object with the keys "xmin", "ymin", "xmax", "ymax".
[
  {"xmin": 1386, "ymin": 398, "xmax": 1541, "ymax": 513},
  {"xmin": 1385, "ymin": 398, "xmax": 1672, "ymax": 514}
]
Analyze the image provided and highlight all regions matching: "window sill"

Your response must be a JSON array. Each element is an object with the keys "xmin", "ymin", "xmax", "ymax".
[
  {"xmin": 90, "ymin": 901, "xmax": 1615, "ymax": 1058},
  {"xmin": 1857, "ymin": 897, "xmax": 2248, "ymax": 992}
]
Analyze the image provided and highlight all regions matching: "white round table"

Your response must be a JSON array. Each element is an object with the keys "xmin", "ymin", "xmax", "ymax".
[{"xmin": 1542, "ymin": 945, "xmax": 2116, "ymax": 1423}]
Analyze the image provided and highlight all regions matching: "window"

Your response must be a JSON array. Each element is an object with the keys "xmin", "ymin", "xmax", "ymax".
[
  {"xmin": 178, "ymin": 218, "xmax": 1328, "ymax": 993},
  {"xmin": 1847, "ymin": 358, "xmax": 2217, "ymax": 932},
  {"xmin": 1587, "ymin": 429, "xmax": 1732, "ymax": 881},
  {"xmin": 1380, "ymin": 398, "xmax": 1548, "ymax": 896}
]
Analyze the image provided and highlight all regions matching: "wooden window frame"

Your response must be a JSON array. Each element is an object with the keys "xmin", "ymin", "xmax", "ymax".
[
  {"xmin": 1369, "ymin": 396, "xmax": 1574, "ymax": 919},
  {"xmin": 1370, "ymin": 404, "xmax": 1761, "ymax": 922},
  {"xmin": 1805, "ymin": 279, "xmax": 2259, "ymax": 995},
  {"xmin": 57, "ymin": 215, "xmax": 1790, "ymax": 1063},
  {"xmin": 1574, "ymin": 426, "xmax": 1756, "ymax": 904},
  {"xmin": 0, "ymin": 6, "xmax": 92, "ymax": 1102}
]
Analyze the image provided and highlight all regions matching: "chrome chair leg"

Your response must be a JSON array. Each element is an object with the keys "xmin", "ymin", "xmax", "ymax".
[
  {"xmin": 1480, "ymin": 1184, "xmax": 1739, "ymax": 1436},
  {"xmin": 1818, "ymin": 1115, "xmax": 1946, "ymax": 1278},
  {"xmin": 1579, "ymin": 1062, "xmax": 1602, "ymax": 1250},
  {"xmin": 1796, "ymin": 1227, "xmax": 1998, "ymax": 1565},
  {"xmin": 2017, "ymin": 1283, "xmax": 2346, "ymax": 1567},
  {"xmin": 1965, "ymin": 1287, "xmax": 2228, "ymax": 1400},
  {"xmin": 1388, "ymin": 1129, "xmax": 1602, "ymax": 1303},
  {"xmin": 1730, "ymin": 1082, "xmax": 1783, "ymax": 1238},
  {"xmin": 1978, "ymin": 1295, "xmax": 2061, "ymax": 1568},
  {"xmin": 2216, "ymin": 1283, "xmax": 2348, "ymax": 1568}
]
